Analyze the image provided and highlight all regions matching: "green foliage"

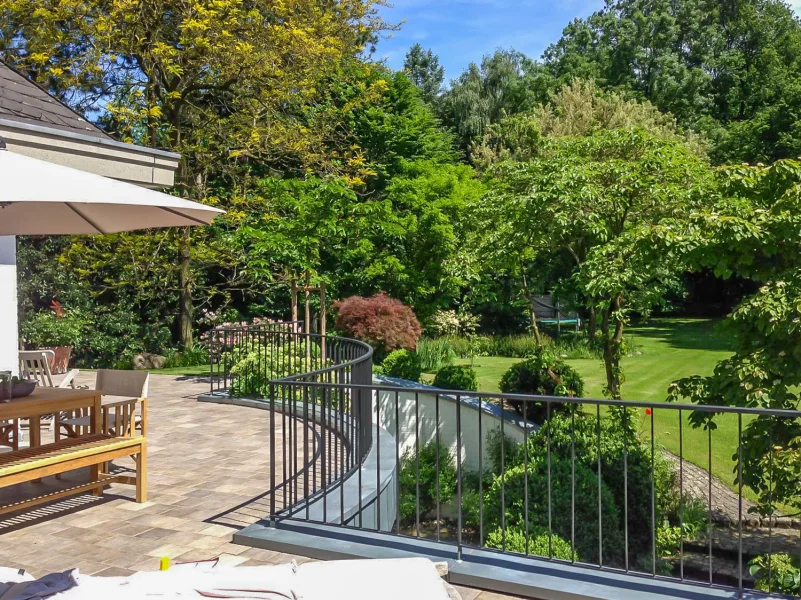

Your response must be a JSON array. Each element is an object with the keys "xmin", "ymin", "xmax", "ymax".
[
  {"xmin": 442, "ymin": 334, "xmax": 550, "ymax": 359},
  {"xmin": 483, "ymin": 456, "xmax": 623, "ymax": 565},
  {"xmin": 398, "ymin": 442, "xmax": 457, "ymax": 524},
  {"xmin": 749, "ymin": 554, "xmax": 801, "ymax": 595},
  {"xmin": 227, "ymin": 340, "xmax": 313, "ymax": 398},
  {"xmin": 485, "ymin": 526, "xmax": 574, "ymax": 560},
  {"xmin": 667, "ymin": 159, "xmax": 801, "ymax": 516},
  {"xmin": 163, "ymin": 345, "xmax": 211, "ymax": 369},
  {"xmin": 486, "ymin": 412, "xmax": 679, "ymax": 569},
  {"xmin": 21, "ymin": 310, "xmax": 86, "ymax": 348},
  {"xmin": 403, "ymin": 44, "xmax": 444, "ymax": 105},
  {"xmin": 433, "ymin": 365, "xmax": 478, "ymax": 392},
  {"xmin": 476, "ymin": 127, "xmax": 716, "ymax": 397},
  {"xmin": 416, "ymin": 338, "xmax": 457, "ymax": 372},
  {"xmin": 381, "ymin": 349, "xmax": 423, "ymax": 382},
  {"xmin": 543, "ymin": 0, "xmax": 801, "ymax": 164},
  {"xmin": 499, "ymin": 352, "xmax": 584, "ymax": 420}
]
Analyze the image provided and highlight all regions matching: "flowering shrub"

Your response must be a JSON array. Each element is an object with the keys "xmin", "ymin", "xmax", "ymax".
[
  {"xmin": 334, "ymin": 292, "xmax": 422, "ymax": 360},
  {"xmin": 428, "ymin": 308, "xmax": 479, "ymax": 337}
]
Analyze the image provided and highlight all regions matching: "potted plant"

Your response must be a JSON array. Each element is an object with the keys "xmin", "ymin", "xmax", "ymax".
[{"xmin": 21, "ymin": 301, "xmax": 85, "ymax": 374}]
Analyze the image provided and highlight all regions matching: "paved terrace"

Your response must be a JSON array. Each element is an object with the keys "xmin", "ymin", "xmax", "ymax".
[{"xmin": 0, "ymin": 373, "xmax": 520, "ymax": 600}]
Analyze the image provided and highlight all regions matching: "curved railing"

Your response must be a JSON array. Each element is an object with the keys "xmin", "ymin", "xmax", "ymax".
[{"xmin": 207, "ymin": 323, "xmax": 375, "ymax": 522}]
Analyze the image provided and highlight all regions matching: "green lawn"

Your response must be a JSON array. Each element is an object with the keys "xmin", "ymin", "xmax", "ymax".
[
  {"xmin": 151, "ymin": 365, "xmax": 209, "ymax": 377},
  {"xmin": 426, "ymin": 318, "xmax": 754, "ymax": 500}
]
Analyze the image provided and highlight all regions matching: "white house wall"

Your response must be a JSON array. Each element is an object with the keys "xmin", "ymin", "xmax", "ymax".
[{"xmin": 0, "ymin": 236, "xmax": 18, "ymax": 374}]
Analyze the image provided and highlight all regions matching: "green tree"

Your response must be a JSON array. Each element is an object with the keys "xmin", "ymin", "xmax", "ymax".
[
  {"xmin": 403, "ymin": 43, "xmax": 444, "ymax": 105},
  {"xmin": 543, "ymin": 0, "xmax": 801, "ymax": 164},
  {"xmin": 476, "ymin": 129, "xmax": 715, "ymax": 397},
  {"xmin": 667, "ymin": 159, "xmax": 801, "ymax": 517},
  {"xmin": 440, "ymin": 49, "xmax": 547, "ymax": 154},
  {"xmin": 1, "ymin": 0, "xmax": 386, "ymax": 346}
]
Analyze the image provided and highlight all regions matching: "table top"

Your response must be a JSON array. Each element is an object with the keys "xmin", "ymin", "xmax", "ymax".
[{"xmin": 0, "ymin": 387, "xmax": 101, "ymax": 420}]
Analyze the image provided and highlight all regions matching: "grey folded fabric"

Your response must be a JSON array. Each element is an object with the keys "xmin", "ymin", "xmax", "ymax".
[{"xmin": 0, "ymin": 569, "xmax": 78, "ymax": 600}]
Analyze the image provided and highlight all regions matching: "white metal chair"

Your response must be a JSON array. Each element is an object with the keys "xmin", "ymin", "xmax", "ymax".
[
  {"xmin": 18, "ymin": 350, "xmax": 80, "ymax": 433},
  {"xmin": 56, "ymin": 370, "xmax": 149, "ymax": 441}
]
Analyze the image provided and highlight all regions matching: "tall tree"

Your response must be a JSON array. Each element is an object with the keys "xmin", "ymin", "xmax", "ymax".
[
  {"xmin": 440, "ymin": 49, "xmax": 548, "ymax": 154},
  {"xmin": 0, "ymin": 0, "xmax": 386, "ymax": 346},
  {"xmin": 543, "ymin": 0, "xmax": 801, "ymax": 164},
  {"xmin": 475, "ymin": 129, "xmax": 715, "ymax": 397},
  {"xmin": 403, "ymin": 43, "xmax": 444, "ymax": 105},
  {"xmin": 668, "ymin": 159, "xmax": 801, "ymax": 516}
]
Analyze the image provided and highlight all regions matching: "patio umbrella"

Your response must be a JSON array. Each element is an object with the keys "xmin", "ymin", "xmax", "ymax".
[{"xmin": 0, "ymin": 146, "xmax": 224, "ymax": 235}]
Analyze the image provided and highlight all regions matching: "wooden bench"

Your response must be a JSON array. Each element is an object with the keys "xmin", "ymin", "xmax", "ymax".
[{"xmin": 0, "ymin": 434, "xmax": 146, "ymax": 515}]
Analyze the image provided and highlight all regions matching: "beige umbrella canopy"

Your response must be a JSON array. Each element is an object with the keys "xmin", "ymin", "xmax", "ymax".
[{"xmin": 0, "ymin": 145, "xmax": 223, "ymax": 235}]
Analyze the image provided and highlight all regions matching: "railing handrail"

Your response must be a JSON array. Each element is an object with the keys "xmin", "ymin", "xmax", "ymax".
[
  {"xmin": 272, "ymin": 331, "xmax": 374, "ymax": 383},
  {"xmin": 275, "ymin": 379, "xmax": 801, "ymax": 418}
]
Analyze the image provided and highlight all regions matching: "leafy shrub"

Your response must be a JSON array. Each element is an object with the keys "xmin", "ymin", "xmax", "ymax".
[
  {"xmin": 485, "ymin": 526, "xmax": 574, "ymax": 560},
  {"xmin": 491, "ymin": 335, "xmax": 546, "ymax": 359},
  {"xmin": 482, "ymin": 456, "xmax": 623, "ymax": 565},
  {"xmin": 427, "ymin": 309, "xmax": 480, "ymax": 337},
  {"xmin": 416, "ymin": 338, "xmax": 457, "ymax": 371},
  {"xmin": 433, "ymin": 365, "xmax": 478, "ymax": 391},
  {"xmin": 499, "ymin": 352, "xmax": 584, "ymax": 420},
  {"xmin": 399, "ymin": 442, "xmax": 457, "ymax": 524},
  {"xmin": 22, "ymin": 309, "xmax": 86, "ymax": 347},
  {"xmin": 163, "ymin": 344, "xmax": 211, "ymax": 368},
  {"xmin": 334, "ymin": 292, "xmax": 422, "ymax": 361},
  {"xmin": 227, "ymin": 339, "xmax": 314, "ymax": 397},
  {"xmin": 749, "ymin": 554, "xmax": 800, "ymax": 595},
  {"xmin": 525, "ymin": 412, "xmax": 677, "ymax": 569},
  {"xmin": 381, "ymin": 349, "xmax": 422, "ymax": 382}
]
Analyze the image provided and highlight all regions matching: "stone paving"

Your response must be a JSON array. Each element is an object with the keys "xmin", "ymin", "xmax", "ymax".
[{"xmin": 0, "ymin": 373, "xmax": 523, "ymax": 600}]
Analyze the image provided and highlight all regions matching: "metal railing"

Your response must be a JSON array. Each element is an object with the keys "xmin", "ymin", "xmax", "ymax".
[
  {"xmin": 213, "ymin": 327, "xmax": 800, "ymax": 597},
  {"xmin": 208, "ymin": 323, "xmax": 374, "ymax": 523},
  {"xmin": 269, "ymin": 378, "xmax": 801, "ymax": 598}
]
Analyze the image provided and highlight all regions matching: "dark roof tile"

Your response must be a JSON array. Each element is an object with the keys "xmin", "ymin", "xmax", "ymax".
[{"xmin": 0, "ymin": 61, "xmax": 111, "ymax": 139}]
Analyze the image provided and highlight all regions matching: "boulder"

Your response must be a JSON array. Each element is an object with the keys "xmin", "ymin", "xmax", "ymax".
[{"xmin": 133, "ymin": 352, "xmax": 166, "ymax": 370}]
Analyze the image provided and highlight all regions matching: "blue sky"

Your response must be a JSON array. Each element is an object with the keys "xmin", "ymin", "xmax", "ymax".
[{"xmin": 374, "ymin": 0, "xmax": 606, "ymax": 83}]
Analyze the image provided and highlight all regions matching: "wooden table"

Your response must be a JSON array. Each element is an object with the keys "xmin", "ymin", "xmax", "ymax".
[{"xmin": 0, "ymin": 387, "xmax": 102, "ymax": 448}]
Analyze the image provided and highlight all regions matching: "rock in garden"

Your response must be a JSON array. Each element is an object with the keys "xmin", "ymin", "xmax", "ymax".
[{"xmin": 133, "ymin": 353, "xmax": 166, "ymax": 370}]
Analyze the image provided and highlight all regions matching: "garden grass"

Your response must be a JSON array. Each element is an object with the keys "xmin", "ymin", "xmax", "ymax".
[{"xmin": 425, "ymin": 318, "xmax": 759, "ymax": 502}]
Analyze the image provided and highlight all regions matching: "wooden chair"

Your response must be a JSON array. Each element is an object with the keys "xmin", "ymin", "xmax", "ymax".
[
  {"xmin": 17, "ymin": 350, "xmax": 80, "ymax": 434},
  {"xmin": 0, "ymin": 421, "xmax": 19, "ymax": 452},
  {"xmin": 19, "ymin": 350, "xmax": 80, "ymax": 389},
  {"xmin": 56, "ymin": 370, "xmax": 149, "ymax": 441}
]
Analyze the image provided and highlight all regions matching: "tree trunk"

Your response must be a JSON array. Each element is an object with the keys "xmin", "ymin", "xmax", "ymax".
[
  {"xmin": 179, "ymin": 227, "xmax": 193, "ymax": 348},
  {"xmin": 519, "ymin": 267, "xmax": 542, "ymax": 348},
  {"xmin": 588, "ymin": 305, "xmax": 597, "ymax": 338},
  {"xmin": 600, "ymin": 296, "xmax": 625, "ymax": 399}
]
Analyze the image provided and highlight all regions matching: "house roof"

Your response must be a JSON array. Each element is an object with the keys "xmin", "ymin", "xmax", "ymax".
[{"xmin": 0, "ymin": 61, "xmax": 112, "ymax": 139}]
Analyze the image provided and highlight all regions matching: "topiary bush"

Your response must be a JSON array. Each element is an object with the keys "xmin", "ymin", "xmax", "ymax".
[
  {"xmin": 334, "ymin": 292, "xmax": 422, "ymax": 362},
  {"xmin": 485, "ymin": 526, "xmax": 574, "ymax": 560},
  {"xmin": 499, "ymin": 351, "xmax": 584, "ymax": 421},
  {"xmin": 433, "ymin": 365, "xmax": 478, "ymax": 391},
  {"xmin": 517, "ymin": 411, "xmax": 678, "ymax": 571},
  {"xmin": 381, "ymin": 349, "xmax": 422, "ymax": 382},
  {"xmin": 482, "ymin": 456, "xmax": 624, "ymax": 565},
  {"xmin": 398, "ymin": 441, "xmax": 457, "ymax": 524}
]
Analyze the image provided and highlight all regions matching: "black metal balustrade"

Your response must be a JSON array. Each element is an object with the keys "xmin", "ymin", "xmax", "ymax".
[{"xmin": 212, "ymin": 326, "xmax": 801, "ymax": 599}]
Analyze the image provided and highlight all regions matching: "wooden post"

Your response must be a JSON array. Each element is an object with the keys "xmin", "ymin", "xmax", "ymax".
[
  {"xmin": 304, "ymin": 271, "xmax": 311, "ymax": 367},
  {"xmin": 290, "ymin": 279, "xmax": 298, "ymax": 329},
  {"xmin": 320, "ymin": 281, "xmax": 326, "ymax": 362}
]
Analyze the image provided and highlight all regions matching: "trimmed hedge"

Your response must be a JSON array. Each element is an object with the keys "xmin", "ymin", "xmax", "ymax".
[
  {"xmin": 381, "ymin": 349, "xmax": 422, "ymax": 382},
  {"xmin": 433, "ymin": 365, "xmax": 478, "ymax": 391}
]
